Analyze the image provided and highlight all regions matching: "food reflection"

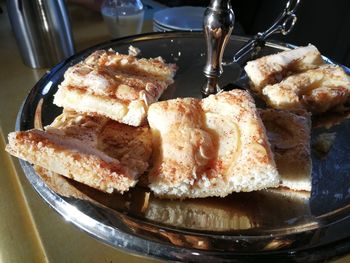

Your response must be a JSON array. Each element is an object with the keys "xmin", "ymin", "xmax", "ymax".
[
  {"xmin": 145, "ymin": 189, "xmax": 311, "ymax": 232},
  {"xmin": 35, "ymin": 166, "xmax": 312, "ymax": 232},
  {"xmin": 312, "ymin": 109, "xmax": 350, "ymax": 129}
]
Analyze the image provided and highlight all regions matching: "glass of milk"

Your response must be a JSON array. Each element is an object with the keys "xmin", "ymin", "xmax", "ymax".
[{"xmin": 101, "ymin": 0, "xmax": 144, "ymax": 38}]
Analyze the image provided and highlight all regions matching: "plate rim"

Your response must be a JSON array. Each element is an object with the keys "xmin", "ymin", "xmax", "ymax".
[{"xmin": 15, "ymin": 31, "xmax": 350, "ymax": 261}]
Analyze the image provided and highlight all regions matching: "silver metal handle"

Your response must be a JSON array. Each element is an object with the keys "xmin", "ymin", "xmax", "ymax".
[
  {"xmin": 223, "ymin": 0, "xmax": 301, "ymax": 66},
  {"xmin": 6, "ymin": 0, "xmax": 75, "ymax": 68},
  {"xmin": 202, "ymin": 0, "xmax": 235, "ymax": 96}
]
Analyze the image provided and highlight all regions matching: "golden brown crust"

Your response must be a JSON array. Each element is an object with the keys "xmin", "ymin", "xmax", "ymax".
[
  {"xmin": 148, "ymin": 90, "xmax": 280, "ymax": 199},
  {"xmin": 85, "ymin": 49, "xmax": 177, "ymax": 81},
  {"xmin": 262, "ymin": 65, "xmax": 350, "ymax": 113},
  {"xmin": 260, "ymin": 108, "xmax": 312, "ymax": 191},
  {"xmin": 53, "ymin": 50, "xmax": 177, "ymax": 126},
  {"xmin": 245, "ymin": 45, "xmax": 324, "ymax": 92},
  {"xmin": 6, "ymin": 111, "xmax": 152, "ymax": 193},
  {"xmin": 6, "ymin": 130, "xmax": 133, "ymax": 193}
]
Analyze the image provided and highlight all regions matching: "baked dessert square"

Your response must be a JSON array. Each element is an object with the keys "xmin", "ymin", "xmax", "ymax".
[
  {"xmin": 260, "ymin": 109, "xmax": 312, "ymax": 191},
  {"xmin": 245, "ymin": 45, "xmax": 324, "ymax": 92},
  {"xmin": 262, "ymin": 65, "xmax": 350, "ymax": 113},
  {"xmin": 147, "ymin": 90, "xmax": 280, "ymax": 199},
  {"xmin": 53, "ymin": 49, "xmax": 177, "ymax": 126},
  {"xmin": 6, "ymin": 110, "xmax": 152, "ymax": 193}
]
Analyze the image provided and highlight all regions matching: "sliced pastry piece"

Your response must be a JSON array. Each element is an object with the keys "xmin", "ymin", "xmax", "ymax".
[
  {"xmin": 6, "ymin": 110, "xmax": 152, "ymax": 193},
  {"xmin": 262, "ymin": 65, "xmax": 350, "ymax": 113},
  {"xmin": 260, "ymin": 109, "xmax": 312, "ymax": 192},
  {"xmin": 245, "ymin": 45, "xmax": 324, "ymax": 92},
  {"xmin": 147, "ymin": 90, "xmax": 280, "ymax": 199},
  {"xmin": 53, "ymin": 49, "xmax": 177, "ymax": 126}
]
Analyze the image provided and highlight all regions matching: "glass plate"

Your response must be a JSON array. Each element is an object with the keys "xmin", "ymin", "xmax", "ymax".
[{"xmin": 17, "ymin": 32, "xmax": 350, "ymax": 262}]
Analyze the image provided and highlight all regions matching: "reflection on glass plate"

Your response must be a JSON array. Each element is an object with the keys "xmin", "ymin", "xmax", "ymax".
[
  {"xmin": 153, "ymin": 7, "xmax": 205, "ymax": 31},
  {"xmin": 17, "ymin": 32, "xmax": 350, "ymax": 262}
]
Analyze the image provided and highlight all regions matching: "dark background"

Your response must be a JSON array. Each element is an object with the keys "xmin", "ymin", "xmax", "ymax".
[
  {"xmin": 158, "ymin": 0, "xmax": 350, "ymax": 67},
  {"xmin": 2, "ymin": 0, "xmax": 349, "ymax": 66}
]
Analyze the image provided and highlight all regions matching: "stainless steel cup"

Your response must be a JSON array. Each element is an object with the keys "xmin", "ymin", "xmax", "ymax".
[{"xmin": 6, "ymin": 0, "xmax": 75, "ymax": 68}]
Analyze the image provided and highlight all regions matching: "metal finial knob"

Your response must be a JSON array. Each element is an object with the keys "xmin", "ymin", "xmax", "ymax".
[{"xmin": 202, "ymin": 0, "xmax": 235, "ymax": 97}]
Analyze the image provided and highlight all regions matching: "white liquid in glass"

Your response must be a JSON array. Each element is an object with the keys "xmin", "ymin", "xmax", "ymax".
[{"xmin": 102, "ymin": 8, "xmax": 144, "ymax": 38}]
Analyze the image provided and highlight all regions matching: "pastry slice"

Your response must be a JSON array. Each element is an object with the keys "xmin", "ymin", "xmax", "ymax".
[
  {"xmin": 260, "ymin": 109, "xmax": 312, "ymax": 191},
  {"xmin": 53, "ymin": 49, "xmax": 177, "ymax": 126},
  {"xmin": 245, "ymin": 45, "xmax": 324, "ymax": 92},
  {"xmin": 262, "ymin": 65, "xmax": 350, "ymax": 113},
  {"xmin": 147, "ymin": 90, "xmax": 280, "ymax": 199},
  {"xmin": 6, "ymin": 111, "xmax": 152, "ymax": 193}
]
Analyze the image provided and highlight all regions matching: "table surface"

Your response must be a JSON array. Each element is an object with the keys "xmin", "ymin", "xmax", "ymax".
[{"xmin": 0, "ymin": 2, "xmax": 349, "ymax": 263}]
